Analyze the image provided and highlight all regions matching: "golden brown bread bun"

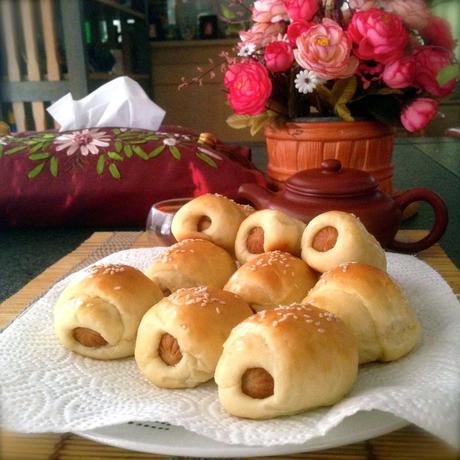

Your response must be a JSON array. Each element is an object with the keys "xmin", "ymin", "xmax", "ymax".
[
  {"xmin": 301, "ymin": 211, "xmax": 386, "ymax": 273},
  {"xmin": 304, "ymin": 262, "xmax": 422, "ymax": 363},
  {"xmin": 54, "ymin": 264, "xmax": 163, "ymax": 360},
  {"xmin": 215, "ymin": 304, "xmax": 358, "ymax": 419},
  {"xmin": 144, "ymin": 239, "xmax": 236, "ymax": 295},
  {"xmin": 135, "ymin": 286, "xmax": 253, "ymax": 388},
  {"xmin": 171, "ymin": 193, "xmax": 248, "ymax": 253},
  {"xmin": 235, "ymin": 209, "xmax": 306, "ymax": 265},
  {"xmin": 224, "ymin": 251, "xmax": 317, "ymax": 311}
]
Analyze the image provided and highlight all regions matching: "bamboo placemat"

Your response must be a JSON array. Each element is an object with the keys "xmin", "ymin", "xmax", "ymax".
[{"xmin": 1, "ymin": 231, "xmax": 459, "ymax": 460}]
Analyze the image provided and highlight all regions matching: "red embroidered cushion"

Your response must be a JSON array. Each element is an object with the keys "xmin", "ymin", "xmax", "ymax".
[{"xmin": 0, "ymin": 127, "xmax": 266, "ymax": 227}]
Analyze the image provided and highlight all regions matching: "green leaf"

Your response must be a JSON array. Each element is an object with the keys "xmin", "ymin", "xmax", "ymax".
[
  {"xmin": 29, "ymin": 152, "xmax": 50, "ymax": 160},
  {"xmin": 114, "ymin": 128, "xmax": 121, "ymax": 135},
  {"xmin": 145, "ymin": 135, "xmax": 159, "ymax": 141},
  {"xmin": 149, "ymin": 145, "xmax": 165, "ymax": 158},
  {"xmin": 0, "ymin": 144, "xmax": 3, "ymax": 157},
  {"xmin": 133, "ymin": 145, "xmax": 149, "ymax": 160},
  {"xmin": 27, "ymin": 162, "xmax": 45, "ymax": 179},
  {"xmin": 5, "ymin": 145, "xmax": 24, "ymax": 155},
  {"xmin": 335, "ymin": 77, "xmax": 357, "ymax": 106},
  {"xmin": 130, "ymin": 139, "xmax": 151, "ymax": 144},
  {"xmin": 169, "ymin": 145, "xmax": 181, "ymax": 159},
  {"xmin": 114, "ymin": 141, "xmax": 123, "ymax": 152},
  {"xmin": 196, "ymin": 151, "xmax": 217, "ymax": 168},
  {"xmin": 49, "ymin": 156, "xmax": 58, "ymax": 177},
  {"xmin": 316, "ymin": 84, "xmax": 335, "ymax": 106},
  {"xmin": 335, "ymin": 104, "xmax": 354, "ymax": 122},
  {"xmin": 437, "ymin": 64, "xmax": 460, "ymax": 86},
  {"xmin": 97, "ymin": 154, "xmax": 105, "ymax": 175},
  {"xmin": 123, "ymin": 144, "xmax": 133, "ymax": 158},
  {"xmin": 226, "ymin": 110, "xmax": 278, "ymax": 135},
  {"xmin": 250, "ymin": 116, "xmax": 269, "ymax": 136},
  {"xmin": 221, "ymin": 4, "xmax": 236, "ymax": 20},
  {"xmin": 226, "ymin": 114, "xmax": 255, "ymax": 130},
  {"xmin": 43, "ymin": 133, "xmax": 55, "ymax": 139},
  {"xmin": 108, "ymin": 151, "xmax": 124, "ymax": 161},
  {"xmin": 109, "ymin": 163, "xmax": 121, "ymax": 179}
]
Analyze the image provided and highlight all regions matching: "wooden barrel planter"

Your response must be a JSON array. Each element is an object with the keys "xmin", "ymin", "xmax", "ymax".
[{"xmin": 264, "ymin": 120, "xmax": 395, "ymax": 194}]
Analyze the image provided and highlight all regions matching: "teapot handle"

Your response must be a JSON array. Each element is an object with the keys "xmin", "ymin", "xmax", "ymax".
[{"xmin": 389, "ymin": 188, "xmax": 448, "ymax": 253}]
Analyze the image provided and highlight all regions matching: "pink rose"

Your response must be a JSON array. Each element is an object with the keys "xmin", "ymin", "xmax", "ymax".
[
  {"xmin": 421, "ymin": 16, "xmax": 456, "ymax": 50},
  {"xmin": 283, "ymin": 0, "xmax": 318, "ymax": 22},
  {"xmin": 386, "ymin": 0, "xmax": 431, "ymax": 31},
  {"xmin": 294, "ymin": 18, "xmax": 358, "ymax": 80},
  {"xmin": 240, "ymin": 22, "xmax": 286, "ymax": 48},
  {"xmin": 287, "ymin": 20, "xmax": 312, "ymax": 46},
  {"xmin": 265, "ymin": 41, "xmax": 294, "ymax": 72},
  {"xmin": 348, "ymin": 9, "xmax": 409, "ymax": 64},
  {"xmin": 401, "ymin": 98, "xmax": 439, "ymax": 132},
  {"xmin": 349, "ymin": 0, "xmax": 379, "ymax": 10},
  {"xmin": 252, "ymin": 0, "xmax": 288, "ymax": 23},
  {"xmin": 224, "ymin": 62, "xmax": 273, "ymax": 115},
  {"xmin": 413, "ymin": 46, "xmax": 456, "ymax": 97},
  {"xmin": 383, "ymin": 56, "xmax": 415, "ymax": 89}
]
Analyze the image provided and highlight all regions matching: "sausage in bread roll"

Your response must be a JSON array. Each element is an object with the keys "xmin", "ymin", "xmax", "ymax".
[
  {"xmin": 54, "ymin": 264, "xmax": 163, "ymax": 359},
  {"xmin": 135, "ymin": 286, "xmax": 253, "ymax": 388}
]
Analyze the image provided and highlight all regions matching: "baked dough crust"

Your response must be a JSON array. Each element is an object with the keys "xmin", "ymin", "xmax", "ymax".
[
  {"xmin": 144, "ymin": 239, "xmax": 236, "ymax": 294},
  {"xmin": 215, "ymin": 305, "xmax": 358, "ymax": 419},
  {"xmin": 235, "ymin": 209, "xmax": 306, "ymax": 264},
  {"xmin": 171, "ymin": 194, "xmax": 249, "ymax": 253},
  {"xmin": 301, "ymin": 211, "xmax": 386, "ymax": 273},
  {"xmin": 304, "ymin": 262, "xmax": 422, "ymax": 363},
  {"xmin": 135, "ymin": 286, "xmax": 253, "ymax": 388},
  {"xmin": 224, "ymin": 251, "xmax": 317, "ymax": 311},
  {"xmin": 54, "ymin": 264, "xmax": 163, "ymax": 359}
]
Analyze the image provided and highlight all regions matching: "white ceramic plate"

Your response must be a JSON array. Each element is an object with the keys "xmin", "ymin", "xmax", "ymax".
[{"xmin": 76, "ymin": 410, "xmax": 407, "ymax": 457}]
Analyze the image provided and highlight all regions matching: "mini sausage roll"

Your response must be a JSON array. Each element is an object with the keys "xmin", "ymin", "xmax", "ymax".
[
  {"xmin": 215, "ymin": 305, "xmax": 358, "ymax": 419},
  {"xmin": 234, "ymin": 209, "xmax": 306, "ymax": 265},
  {"xmin": 224, "ymin": 251, "xmax": 317, "ymax": 311},
  {"xmin": 301, "ymin": 211, "xmax": 386, "ymax": 273},
  {"xmin": 171, "ymin": 193, "xmax": 248, "ymax": 253},
  {"xmin": 54, "ymin": 264, "xmax": 163, "ymax": 360},
  {"xmin": 144, "ymin": 239, "xmax": 237, "ymax": 296},
  {"xmin": 135, "ymin": 286, "xmax": 253, "ymax": 388},
  {"xmin": 304, "ymin": 263, "xmax": 422, "ymax": 364}
]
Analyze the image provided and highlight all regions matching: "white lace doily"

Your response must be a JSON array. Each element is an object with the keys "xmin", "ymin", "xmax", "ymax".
[{"xmin": 1, "ymin": 249, "xmax": 459, "ymax": 447}]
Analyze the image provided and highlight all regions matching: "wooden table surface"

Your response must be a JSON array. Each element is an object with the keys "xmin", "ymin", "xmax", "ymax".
[{"xmin": 1, "ymin": 231, "xmax": 459, "ymax": 460}]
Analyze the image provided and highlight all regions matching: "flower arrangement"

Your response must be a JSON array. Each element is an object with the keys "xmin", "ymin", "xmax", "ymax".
[{"xmin": 183, "ymin": 0, "xmax": 459, "ymax": 134}]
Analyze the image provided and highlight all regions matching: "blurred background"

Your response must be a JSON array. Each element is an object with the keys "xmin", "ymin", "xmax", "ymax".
[{"xmin": 0, "ymin": 0, "xmax": 459, "ymax": 141}]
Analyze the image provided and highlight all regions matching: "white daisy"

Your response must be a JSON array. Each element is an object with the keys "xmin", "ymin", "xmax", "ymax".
[
  {"xmin": 238, "ymin": 42, "xmax": 257, "ymax": 57},
  {"xmin": 295, "ymin": 70, "xmax": 323, "ymax": 94}
]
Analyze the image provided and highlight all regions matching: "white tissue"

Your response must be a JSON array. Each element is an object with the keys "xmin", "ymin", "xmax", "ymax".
[{"xmin": 47, "ymin": 77, "xmax": 165, "ymax": 131}]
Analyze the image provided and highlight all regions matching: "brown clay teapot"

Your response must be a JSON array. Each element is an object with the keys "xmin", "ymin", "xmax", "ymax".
[{"xmin": 238, "ymin": 159, "xmax": 448, "ymax": 253}]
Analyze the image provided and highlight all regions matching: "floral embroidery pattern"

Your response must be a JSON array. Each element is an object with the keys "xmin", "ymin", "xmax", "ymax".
[
  {"xmin": 0, "ymin": 129, "xmax": 221, "ymax": 181},
  {"xmin": 55, "ymin": 129, "xmax": 111, "ymax": 156}
]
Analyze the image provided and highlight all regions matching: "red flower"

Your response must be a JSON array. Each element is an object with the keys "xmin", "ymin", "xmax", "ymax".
[
  {"xmin": 224, "ymin": 62, "xmax": 273, "ymax": 115},
  {"xmin": 383, "ymin": 56, "xmax": 415, "ymax": 89},
  {"xmin": 421, "ymin": 17, "xmax": 456, "ymax": 51},
  {"xmin": 287, "ymin": 20, "xmax": 313, "ymax": 46},
  {"xmin": 265, "ymin": 41, "xmax": 294, "ymax": 72},
  {"xmin": 413, "ymin": 46, "xmax": 456, "ymax": 98},
  {"xmin": 283, "ymin": 0, "xmax": 318, "ymax": 22},
  {"xmin": 348, "ymin": 9, "xmax": 409, "ymax": 64},
  {"xmin": 401, "ymin": 98, "xmax": 439, "ymax": 132}
]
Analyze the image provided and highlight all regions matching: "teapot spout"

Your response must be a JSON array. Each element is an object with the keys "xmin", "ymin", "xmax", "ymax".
[{"xmin": 237, "ymin": 183, "xmax": 274, "ymax": 210}]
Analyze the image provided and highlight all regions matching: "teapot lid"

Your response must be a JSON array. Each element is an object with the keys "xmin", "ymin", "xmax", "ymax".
[{"xmin": 286, "ymin": 159, "xmax": 378, "ymax": 197}]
